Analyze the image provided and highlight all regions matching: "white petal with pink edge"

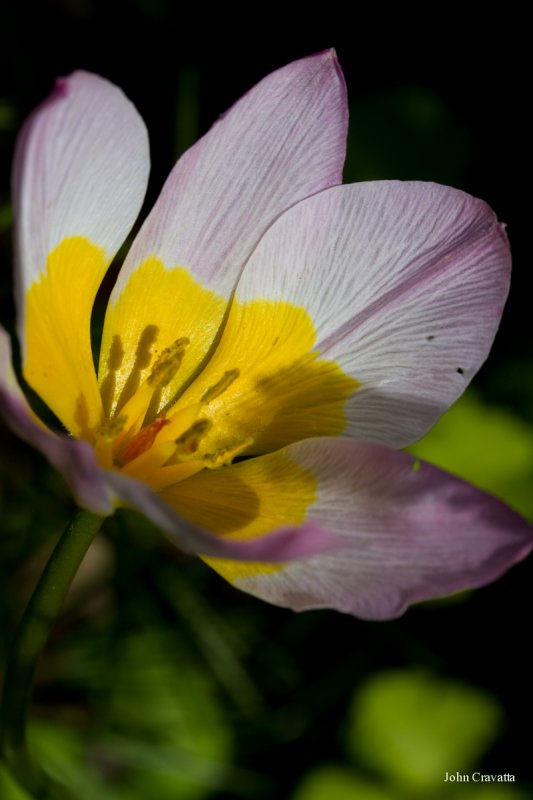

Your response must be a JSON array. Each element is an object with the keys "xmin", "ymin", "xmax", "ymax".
[
  {"xmin": 234, "ymin": 181, "xmax": 511, "ymax": 447},
  {"xmin": 229, "ymin": 438, "xmax": 532, "ymax": 620},
  {"xmin": 110, "ymin": 49, "xmax": 347, "ymax": 299},
  {"xmin": 13, "ymin": 69, "xmax": 149, "ymax": 314}
]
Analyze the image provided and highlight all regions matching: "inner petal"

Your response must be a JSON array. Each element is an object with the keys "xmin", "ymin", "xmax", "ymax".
[{"xmin": 24, "ymin": 236, "xmax": 107, "ymax": 438}]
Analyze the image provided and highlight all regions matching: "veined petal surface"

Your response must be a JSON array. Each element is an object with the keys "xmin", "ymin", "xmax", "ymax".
[
  {"xmin": 0, "ymin": 327, "xmax": 114, "ymax": 514},
  {"xmin": 99, "ymin": 50, "xmax": 348, "ymax": 417},
  {"xmin": 232, "ymin": 181, "xmax": 511, "ymax": 448},
  {"xmin": 13, "ymin": 71, "xmax": 150, "ymax": 435},
  {"xmin": 187, "ymin": 438, "xmax": 532, "ymax": 620}
]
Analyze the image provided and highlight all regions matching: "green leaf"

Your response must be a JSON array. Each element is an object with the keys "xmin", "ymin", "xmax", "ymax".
[{"xmin": 347, "ymin": 669, "xmax": 503, "ymax": 790}]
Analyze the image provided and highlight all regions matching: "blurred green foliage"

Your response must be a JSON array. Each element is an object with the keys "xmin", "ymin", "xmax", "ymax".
[
  {"xmin": 292, "ymin": 765, "xmax": 396, "ymax": 800},
  {"xmin": 344, "ymin": 86, "xmax": 471, "ymax": 186},
  {"xmin": 349, "ymin": 669, "xmax": 502, "ymax": 788},
  {"xmin": 410, "ymin": 389, "xmax": 533, "ymax": 520},
  {"xmin": 291, "ymin": 669, "xmax": 528, "ymax": 800}
]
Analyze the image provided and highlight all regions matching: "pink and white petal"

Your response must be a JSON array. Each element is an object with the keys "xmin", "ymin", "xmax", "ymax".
[
  {"xmin": 105, "ymin": 471, "xmax": 334, "ymax": 561},
  {"xmin": 99, "ymin": 50, "xmax": 347, "ymax": 415},
  {"xmin": 13, "ymin": 71, "xmax": 149, "ymax": 434},
  {"xmin": 113, "ymin": 49, "xmax": 346, "ymax": 296},
  {"xmin": 13, "ymin": 70, "xmax": 149, "ymax": 298},
  {"xmin": 0, "ymin": 327, "xmax": 114, "ymax": 514},
  {"xmin": 234, "ymin": 181, "xmax": 511, "ymax": 448},
  {"xmin": 229, "ymin": 439, "xmax": 532, "ymax": 620}
]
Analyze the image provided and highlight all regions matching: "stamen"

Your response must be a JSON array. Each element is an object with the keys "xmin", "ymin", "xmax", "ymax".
[
  {"xmin": 174, "ymin": 419, "xmax": 212, "ymax": 456},
  {"xmin": 115, "ymin": 382, "xmax": 154, "ymax": 439},
  {"xmin": 143, "ymin": 337, "xmax": 190, "ymax": 425},
  {"xmin": 113, "ymin": 337, "xmax": 190, "ymax": 437},
  {"xmin": 115, "ymin": 324, "xmax": 159, "ymax": 413},
  {"xmin": 94, "ymin": 414, "xmax": 127, "ymax": 469},
  {"xmin": 100, "ymin": 334, "xmax": 125, "ymax": 418},
  {"xmin": 108, "ymin": 334, "xmax": 126, "ymax": 371},
  {"xmin": 201, "ymin": 368, "xmax": 240, "ymax": 403},
  {"xmin": 203, "ymin": 436, "xmax": 254, "ymax": 468},
  {"xmin": 100, "ymin": 415, "xmax": 127, "ymax": 440},
  {"xmin": 148, "ymin": 337, "xmax": 190, "ymax": 388},
  {"xmin": 153, "ymin": 403, "xmax": 202, "ymax": 445}
]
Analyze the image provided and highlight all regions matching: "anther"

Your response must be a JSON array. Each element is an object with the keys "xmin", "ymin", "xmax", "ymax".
[
  {"xmin": 201, "ymin": 368, "xmax": 240, "ymax": 403},
  {"xmin": 108, "ymin": 334, "xmax": 125, "ymax": 371},
  {"xmin": 174, "ymin": 418, "xmax": 212, "ymax": 455},
  {"xmin": 100, "ymin": 335, "xmax": 126, "ymax": 418},
  {"xmin": 203, "ymin": 436, "xmax": 254, "ymax": 468},
  {"xmin": 115, "ymin": 324, "xmax": 159, "ymax": 413},
  {"xmin": 100, "ymin": 414, "xmax": 127, "ymax": 440},
  {"xmin": 148, "ymin": 337, "xmax": 190, "ymax": 389}
]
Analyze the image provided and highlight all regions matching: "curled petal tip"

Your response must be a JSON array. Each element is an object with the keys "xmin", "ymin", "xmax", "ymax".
[{"xmin": 53, "ymin": 76, "xmax": 69, "ymax": 98}]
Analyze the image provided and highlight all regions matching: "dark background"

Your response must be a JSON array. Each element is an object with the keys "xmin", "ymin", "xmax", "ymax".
[{"xmin": 0, "ymin": 3, "xmax": 531, "ymax": 799}]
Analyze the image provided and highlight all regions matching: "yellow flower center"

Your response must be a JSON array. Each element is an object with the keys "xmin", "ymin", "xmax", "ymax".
[
  {"xmin": 93, "ymin": 329, "xmax": 251, "ymax": 490},
  {"xmin": 23, "ymin": 238, "xmax": 359, "ymax": 496}
]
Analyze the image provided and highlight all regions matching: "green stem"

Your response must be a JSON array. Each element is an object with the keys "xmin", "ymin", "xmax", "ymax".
[{"xmin": 1, "ymin": 510, "xmax": 104, "ymax": 798}]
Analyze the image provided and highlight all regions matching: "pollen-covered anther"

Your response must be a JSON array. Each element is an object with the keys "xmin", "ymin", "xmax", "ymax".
[
  {"xmin": 201, "ymin": 368, "xmax": 240, "ymax": 403},
  {"xmin": 148, "ymin": 337, "xmax": 190, "ymax": 389},
  {"xmin": 173, "ymin": 418, "xmax": 212, "ymax": 457},
  {"xmin": 99, "ymin": 414, "xmax": 127, "ymax": 441},
  {"xmin": 203, "ymin": 436, "xmax": 254, "ymax": 468}
]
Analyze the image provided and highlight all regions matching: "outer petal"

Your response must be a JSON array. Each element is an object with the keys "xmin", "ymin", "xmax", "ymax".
[
  {"xmin": 0, "ymin": 327, "xmax": 114, "ymax": 514},
  {"xmin": 232, "ymin": 181, "xmax": 511, "ymax": 448},
  {"xmin": 195, "ymin": 439, "xmax": 532, "ymax": 620},
  {"xmin": 107, "ymin": 472, "xmax": 334, "ymax": 561},
  {"xmin": 99, "ymin": 50, "xmax": 348, "ymax": 416},
  {"xmin": 13, "ymin": 71, "xmax": 150, "ymax": 435}
]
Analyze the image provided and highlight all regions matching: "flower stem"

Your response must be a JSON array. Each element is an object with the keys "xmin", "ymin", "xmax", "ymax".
[{"xmin": 0, "ymin": 510, "xmax": 104, "ymax": 798}]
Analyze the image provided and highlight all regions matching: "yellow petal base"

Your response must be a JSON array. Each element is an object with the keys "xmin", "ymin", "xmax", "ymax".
[
  {"xmin": 160, "ymin": 450, "xmax": 317, "ymax": 580},
  {"xmin": 24, "ymin": 237, "xmax": 107, "ymax": 437},
  {"xmin": 172, "ymin": 295, "xmax": 360, "ymax": 456}
]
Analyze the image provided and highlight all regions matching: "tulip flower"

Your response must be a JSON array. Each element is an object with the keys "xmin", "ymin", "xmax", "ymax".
[{"xmin": 1, "ymin": 50, "xmax": 531, "ymax": 624}]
